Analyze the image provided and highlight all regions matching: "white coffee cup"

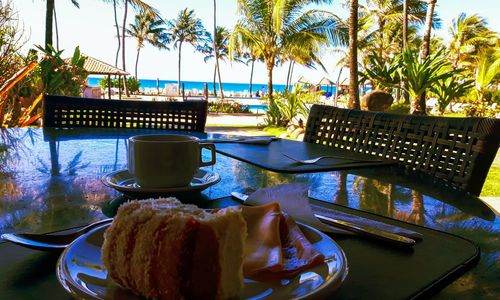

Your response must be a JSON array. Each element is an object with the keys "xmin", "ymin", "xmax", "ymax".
[{"xmin": 128, "ymin": 134, "xmax": 216, "ymax": 188}]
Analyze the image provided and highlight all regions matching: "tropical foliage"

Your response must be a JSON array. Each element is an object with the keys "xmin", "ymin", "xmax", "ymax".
[
  {"xmin": 127, "ymin": 11, "xmax": 167, "ymax": 79},
  {"xmin": 37, "ymin": 45, "xmax": 87, "ymax": 96},
  {"xmin": 200, "ymin": 26, "xmax": 235, "ymax": 99},
  {"xmin": 99, "ymin": 76, "xmax": 141, "ymax": 94},
  {"xmin": 165, "ymin": 8, "xmax": 208, "ymax": 95},
  {"xmin": 208, "ymin": 100, "xmax": 250, "ymax": 113},
  {"xmin": 430, "ymin": 74, "xmax": 474, "ymax": 115},
  {"xmin": 0, "ymin": 0, "xmax": 27, "ymax": 85},
  {"xmin": 264, "ymin": 87, "xmax": 313, "ymax": 127},
  {"xmin": 230, "ymin": 0, "xmax": 348, "ymax": 101}
]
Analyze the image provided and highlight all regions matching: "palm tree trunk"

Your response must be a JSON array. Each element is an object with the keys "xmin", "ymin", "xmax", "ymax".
[
  {"xmin": 113, "ymin": 0, "xmax": 121, "ymax": 67},
  {"xmin": 53, "ymin": 6, "xmax": 59, "ymax": 50},
  {"xmin": 213, "ymin": 0, "xmax": 220, "ymax": 99},
  {"xmin": 135, "ymin": 47, "xmax": 140, "ymax": 79},
  {"xmin": 216, "ymin": 55, "xmax": 224, "ymax": 99},
  {"xmin": 410, "ymin": 95, "xmax": 425, "ymax": 114},
  {"xmin": 421, "ymin": 0, "xmax": 436, "ymax": 59},
  {"xmin": 286, "ymin": 61, "xmax": 292, "ymax": 91},
  {"xmin": 266, "ymin": 61, "xmax": 274, "ymax": 101},
  {"xmin": 249, "ymin": 59, "xmax": 255, "ymax": 97},
  {"xmin": 45, "ymin": 0, "xmax": 55, "ymax": 49},
  {"xmin": 402, "ymin": 0, "xmax": 408, "ymax": 50},
  {"xmin": 213, "ymin": 64, "xmax": 217, "ymax": 96},
  {"xmin": 178, "ymin": 42, "xmax": 182, "ymax": 96},
  {"xmin": 401, "ymin": 0, "xmax": 409, "ymax": 103},
  {"xmin": 334, "ymin": 67, "xmax": 343, "ymax": 106},
  {"xmin": 122, "ymin": 0, "xmax": 130, "ymax": 97},
  {"xmin": 414, "ymin": 0, "xmax": 437, "ymax": 115},
  {"xmin": 348, "ymin": 0, "xmax": 360, "ymax": 109},
  {"xmin": 378, "ymin": 19, "xmax": 385, "ymax": 60},
  {"xmin": 122, "ymin": 0, "xmax": 129, "ymax": 97}
]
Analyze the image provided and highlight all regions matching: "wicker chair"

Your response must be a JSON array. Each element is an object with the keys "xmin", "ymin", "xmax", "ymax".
[
  {"xmin": 304, "ymin": 105, "xmax": 500, "ymax": 196},
  {"xmin": 43, "ymin": 95, "xmax": 208, "ymax": 132}
]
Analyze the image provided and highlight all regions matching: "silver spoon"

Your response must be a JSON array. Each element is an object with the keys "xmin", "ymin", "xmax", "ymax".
[
  {"xmin": 1, "ymin": 218, "xmax": 113, "ymax": 251},
  {"xmin": 282, "ymin": 152, "xmax": 382, "ymax": 164}
]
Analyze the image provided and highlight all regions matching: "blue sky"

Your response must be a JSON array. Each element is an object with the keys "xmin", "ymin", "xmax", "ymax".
[{"xmin": 15, "ymin": 0, "xmax": 500, "ymax": 85}]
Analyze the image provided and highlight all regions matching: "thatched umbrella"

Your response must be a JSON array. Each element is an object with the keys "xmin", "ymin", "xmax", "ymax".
[{"xmin": 66, "ymin": 55, "xmax": 129, "ymax": 99}]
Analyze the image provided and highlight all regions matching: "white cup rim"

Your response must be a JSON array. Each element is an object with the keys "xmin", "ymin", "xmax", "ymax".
[{"xmin": 129, "ymin": 134, "xmax": 199, "ymax": 143}]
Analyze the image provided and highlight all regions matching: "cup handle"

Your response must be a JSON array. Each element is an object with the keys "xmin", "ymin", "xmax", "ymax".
[{"xmin": 199, "ymin": 143, "xmax": 216, "ymax": 167}]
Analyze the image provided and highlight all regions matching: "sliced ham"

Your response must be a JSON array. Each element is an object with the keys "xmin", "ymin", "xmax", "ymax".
[{"xmin": 241, "ymin": 203, "xmax": 325, "ymax": 280}]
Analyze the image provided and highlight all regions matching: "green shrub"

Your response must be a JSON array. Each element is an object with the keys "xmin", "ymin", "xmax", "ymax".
[
  {"xmin": 208, "ymin": 101, "xmax": 249, "ymax": 113},
  {"xmin": 36, "ymin": 45, "xmax": 87, "ymax": 96},
  {"xmin": 264, "ymin": 87, "xmax": 312, "ymax": 127},
  {"xmin": 99, "ymin": 76, "xmax": 141, "ymax": 94}
]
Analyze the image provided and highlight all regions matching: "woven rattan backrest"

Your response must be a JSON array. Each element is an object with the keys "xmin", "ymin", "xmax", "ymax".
[
  {"xmin": 43, "ymin": 95, "xmax": 208, "ymax": 132},
  {"xmin": 304, "ymin": 105, "xmax": 500, "ymax": 196}
]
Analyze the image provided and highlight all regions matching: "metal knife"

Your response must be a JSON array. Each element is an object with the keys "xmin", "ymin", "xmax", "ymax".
[{"xmin": 231, "ymin": 191, "xmax": 416, "ymax": 248}]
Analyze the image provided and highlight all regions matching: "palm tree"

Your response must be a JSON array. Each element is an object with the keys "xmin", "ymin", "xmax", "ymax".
[
  {"xmin": 230, "ymin": 33, "xmax": 262, "ymax": 97},
  {"xmin": 448, "ymin": 13, "xmax": 498, "ymax": 71},
  {"xmin": 366, "ymin": 0, "xmax": 429, "ymax": 58},
  {"xmin": 166, "ymin": 8, "xmax": 208, "ymax": 95},
  {"xmin": 127, "ymin": 11, "xmax": 167, "ymax": 79},
  {"xmin": 474, "ymin": 49, "xmax": 500, "ymax": 104},
  {"xmin": 45, "ymin": 0, "xmax": 79, "ymax": 49},
  {"xmin": 200, "ymin": 27, "xmax": 233, "ymax": 99},
  {"xmin": 402, "ymin": 0, "xmax": 408, "ymax": 50},
  {"xmin": 231, "ymin": 0, "xmax": 347, "ymax": 102},
  {"xmin": 120, "ymin": 0, "xmax": 160, "ymax": 96},
  {"xmin": 348, "ymin": 0, "xmax": 360, "ymax": 109},
  {"xmin": 100, "ymin": 0, "xmax": 122, "ymax": 67},
  {"xmin": 421, "ymin": 0, "xmax": 437, "ymax": 59},
  {"xmin": 213, "ymin": 0, "xmax": 221, "ymax": 97}
]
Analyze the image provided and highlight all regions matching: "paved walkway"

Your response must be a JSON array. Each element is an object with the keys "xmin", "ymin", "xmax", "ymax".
[{"xmin": 206, "ymin": 113, "xmax": 267, "ymax": 136}]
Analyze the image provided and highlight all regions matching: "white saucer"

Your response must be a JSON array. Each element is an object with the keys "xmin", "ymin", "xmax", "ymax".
[{"xmin": 101, "ymin": 169, "xmax": 221, "ymax": 197}]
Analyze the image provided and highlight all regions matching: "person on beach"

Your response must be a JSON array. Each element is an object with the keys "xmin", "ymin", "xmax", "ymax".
[{"xmin": 260, "ymin": 86, "xmax": 265, "ymax": 97}]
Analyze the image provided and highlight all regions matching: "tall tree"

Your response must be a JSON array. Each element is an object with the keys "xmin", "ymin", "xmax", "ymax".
[
  {"xmin": 420, "ymin": 0, "xmax": 436, "ymax": 59},
  {"xmin": 414, "ymin": 0, "xmax": 437, "ymax": 115},
  {"xmin": 402, "ymin": 0, "xmax": 408, "ymax": 50},
  {"xmin": 119, "ymin": 0, "xmax": 160, "ymax": 97},
  {"xmin": 100, "ymin": 0, "xmax": 122, "ymax": 67},
  {"xmin": 231, "ymin": 32, "xmax": 262, "ymax": 97},
  {"xmin": 127, "ymin": 11, "xmax": 167, "ymax": 79},
  {"xmin": 166, "ymin": 8, "xmax": 208, "ymax": 95},
  {"xmin": 231, "ymin": 0, "xmax": 347, "ymax": 102},
  {"xmin": 448, "ymin": 13, "xmax": 498, "ymax": 70},
  {"xmin": 45, "ymin": 0, "xmax": 79, "ymax": 49},
  {"xmin": 213, "ymin": 0, "xmax": 222, "ymax": 97},
  {"xmin": 199, "ymin": 27, "xmax": 234, "ymax": 99},
  {"xmin": 348, "ymin": 0, "xmax": 360, "ymax": 109}
]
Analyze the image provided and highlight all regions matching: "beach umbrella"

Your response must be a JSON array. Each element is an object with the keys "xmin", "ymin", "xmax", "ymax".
[
  {"xmin": 318, "ymin": 77, "xmax": 335, "ymax": 95},
  {"xmin": 317, "ymin": 77, "xmax": 334, "ymax": 86},
  {"xmin": 295, "ymin": 75, "xmax": 312, "ymax": 85},
  {"xmin": 66, "ymin": 54, "xmax": 128, "ymax": 99}
]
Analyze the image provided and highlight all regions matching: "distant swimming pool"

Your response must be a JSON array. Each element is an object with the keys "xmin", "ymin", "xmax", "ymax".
[{"xmin": 243, "ymin": 104, "xmax": 268, "ymax": 114}]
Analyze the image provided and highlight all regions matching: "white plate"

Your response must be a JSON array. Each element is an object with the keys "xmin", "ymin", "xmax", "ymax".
[
  {"xmin": 56, "ymin": 223, "xmax": 348, "ymax": 300},
  {"xmin": 101, "ymin": 169, "xmax": 221, "ymax": 197}
]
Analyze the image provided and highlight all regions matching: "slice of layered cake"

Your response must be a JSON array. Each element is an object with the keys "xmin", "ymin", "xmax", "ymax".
[{"xmin": 101, "ymin": 198, "xmax": 247, "ymax": 300}]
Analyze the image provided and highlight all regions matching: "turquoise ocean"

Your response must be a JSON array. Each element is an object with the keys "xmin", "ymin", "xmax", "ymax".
[{"xmin": 87, "ymin": 77, "xmax": 335, "ymax": 95}]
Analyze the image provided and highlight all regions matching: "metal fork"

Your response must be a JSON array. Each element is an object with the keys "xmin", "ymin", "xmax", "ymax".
[{"xmin": 282, "ymin": 152, "xmax": 382, "ymax": 164}]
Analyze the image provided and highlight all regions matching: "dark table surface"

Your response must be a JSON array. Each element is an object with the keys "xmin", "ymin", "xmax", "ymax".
[{"xmin": 0, "ymin": 127, "xmax": 498, "ymax": 299}]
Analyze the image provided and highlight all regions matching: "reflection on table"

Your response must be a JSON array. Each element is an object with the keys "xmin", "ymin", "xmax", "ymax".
[{"xmin": 0, "ymin": 127, "xmax": 498, "ymax": 299}]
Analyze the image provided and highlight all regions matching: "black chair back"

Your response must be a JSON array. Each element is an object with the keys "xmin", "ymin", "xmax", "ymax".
[
  {"xmin": 43, "ymin": 95, "xmax": 208, "ymax": 132},
  {"xmin": 304, "ymin": 105, "xmax": 500, "ymax": 196}
]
